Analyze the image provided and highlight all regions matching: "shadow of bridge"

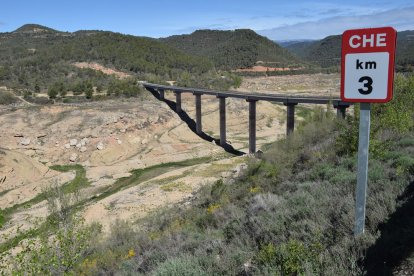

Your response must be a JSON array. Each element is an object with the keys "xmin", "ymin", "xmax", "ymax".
[{"xmin": 147, "ymin": 88, "xmax": 245, "ymax": 156}]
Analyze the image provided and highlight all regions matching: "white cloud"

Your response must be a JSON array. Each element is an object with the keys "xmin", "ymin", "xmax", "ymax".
[{"xmin": 258, "ymin": 6, "xmax": 414, "ymax": 40}]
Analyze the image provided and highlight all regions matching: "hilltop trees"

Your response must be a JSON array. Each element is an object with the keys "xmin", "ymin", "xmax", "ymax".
[
  {"xmin": 0, "ymin": 29, "xmax": 214, "ymax": 94},
  {"xmin": 161, "ymin": 29, "xmax": 300, "ymax": 70}
]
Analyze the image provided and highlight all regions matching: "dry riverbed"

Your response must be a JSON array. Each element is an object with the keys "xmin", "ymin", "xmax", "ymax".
[{"xmin": 0, "ymin": 73, "xmax": 339, "ymax": 251}]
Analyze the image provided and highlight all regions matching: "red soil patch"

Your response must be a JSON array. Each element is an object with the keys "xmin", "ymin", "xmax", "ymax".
[{"xmin": 73, "ymin": 62, "xmax": 131, "ymax": 79}]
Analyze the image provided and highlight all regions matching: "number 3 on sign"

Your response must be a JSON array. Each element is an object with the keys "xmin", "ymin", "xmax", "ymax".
[
  {"xmin": 358, "ymin": 76, "xmax": 373, "ymax": 95},
  {"xmin": 341, "ymin": 27, "xmax": 396, "ymax": 103}
]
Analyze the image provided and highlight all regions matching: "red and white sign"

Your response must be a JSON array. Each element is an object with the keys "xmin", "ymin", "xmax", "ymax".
[{"xmin": 341, "ymin": 27, "xmax": 397, "ymax": 103}]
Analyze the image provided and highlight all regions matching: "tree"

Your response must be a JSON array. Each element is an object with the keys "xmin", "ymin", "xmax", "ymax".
[
  {"xmin": 48, "ymin": 86, "xmax": 58, "ymax": 99},
  {"xmin": 52, "ymin": 81, "xmax": 66, "ymax": 98},
  {"xmin": 60, "ymin": 89, "xmax": 67, "ymax": 98},
  {"xmin": 85, "ymin": 84, "xmax": 93, "ymax": 99},
  {"xmin": 96, "ymin": 85, "xmax": 102, "ymax": 93},
  {"xmin": 34, "ymin": 83, "xmax": 40, "ymax": 93}
]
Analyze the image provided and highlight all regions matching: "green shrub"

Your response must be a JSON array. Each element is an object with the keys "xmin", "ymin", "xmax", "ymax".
[
  {"xmin": 257, "ymin": 243, "xmax": 277, "ymax": 265},
  {"xmin": 0, "ymin": 209, "xmax": 4, "ymax": 228},
  {"xmin": 0, "ymin": 90, "xmax": 18, "ymax": 104},
  {"xmin": 154, "ymin": 256, "xmax": 207, "ymax": 276},
  {"xmin": 256, "ymin": 240, "xmax": 323, "ymax": 275},
  {"xmin": 395, "ymin": 155, "xmax": 414, "ymax": 175},
  {"xmin": 1, "ymin": 184, "xmax": 102, "ymax": 275},
  {"xmin": 336, "ymin": 74, "xmax": 414, "ymax": 158}
]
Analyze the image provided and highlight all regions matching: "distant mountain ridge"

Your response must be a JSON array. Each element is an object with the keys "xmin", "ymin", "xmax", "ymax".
[
  {"xmin": 276, "ymin": 39, "xmax": 316, "ymax": 48},
  {"xmin": 284, "ymin": 31, "xmax": 414, "ymax": 71},
  {"xmin": 160, "ymin": 29, "xmax": 302, "ymax": 70}
]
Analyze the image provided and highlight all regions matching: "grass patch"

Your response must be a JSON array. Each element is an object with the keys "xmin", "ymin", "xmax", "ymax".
[
  {"xmin": 0, "ymin": 164, "xmax": 89, "ymax": 230},
  {"xmin": 90, "ymin": 157, "xmax": 212, "ymax": 203},
  {"xmin": 50, "ymin": 164, "xmax": 90, "ymax": 194},
  {"xmin": 296, "ymin": 105, "xmax": 313, "ymax": 119},
  {"xmin": 0, "ymin": 222, "xmax": 46, "ymax": 253},
  {"xmin": 0, "ymin": 210, "xmax": 4, "ymax": 228},
  {"xmin": 1, "ymin": 157, "xmax": 214, "ymax": 252},
  {"xmin": 154, "ymin": 170, "xmax": 192, "ymax": 186},
  {"xmin": 198, "ymin": 162, "xmax": 236, "ymax": 177},
  {"xmin": 160, "ymin": 182, "xmax": 191, "ymax": 192}
]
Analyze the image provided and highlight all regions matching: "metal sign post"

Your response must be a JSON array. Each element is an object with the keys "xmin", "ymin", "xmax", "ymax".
[
  {"xmin": 354, "ymin": 103, "xmax": 371, "ymax": 235},
  {"xmin": 341, "ymin": 26, "xmax": 396, "ymax": 236}
]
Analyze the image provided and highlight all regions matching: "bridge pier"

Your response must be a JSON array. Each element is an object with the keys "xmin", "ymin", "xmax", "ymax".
[
  {"xmin": 218, "ymin": 96, "xmax": 227, "ymax": 146},
  {"xmin": 158, "ymin": 89, "xmax": 165, "ymax": 100},
  {"xmin": 247, "ymin": 99, "xmax": 257, "ymax": 154},
  {"xmin": 284, "ymin": 102, "xmax": 297, "ymax": 135},
  {"xmin": 175, "ymin": 92, "xmax": 182, "ymax": 113},
  {"xmin": 195, "ymin": 94, "xmax": 202, "ymax": 135},
  {"xmin": 334, "ymin": 103, "xmax": 349, "ymax": 119}
]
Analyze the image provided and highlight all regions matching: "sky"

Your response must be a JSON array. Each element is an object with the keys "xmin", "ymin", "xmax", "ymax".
[{"xmin": 1, "ymin": 0, "xmax": 414, "ymax": 40}]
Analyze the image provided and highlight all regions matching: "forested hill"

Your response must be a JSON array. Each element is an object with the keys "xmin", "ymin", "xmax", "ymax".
[
  {"xmin": 285, "ymin": 30, "xmax": 414, "ymax": 71},
  {"xmin": 13, "ymin": 24, "xmax": 61, "ymax": 34},
  {"xmin": 160, "ymin": 29, "xmax": 302, "ymax": 70},
  {"xmin": 0, "ymin": 24, "xmax": 214, "ymax": 92}
]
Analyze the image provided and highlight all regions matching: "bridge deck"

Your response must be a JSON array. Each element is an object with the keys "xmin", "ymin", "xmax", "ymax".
[
  {"xmin": 143, "ymin": 82, "xmax": 352, "ymax": 154},
  {"xmin": 143, "ymin": 82, "xmax": 351, "ymax": 106}
]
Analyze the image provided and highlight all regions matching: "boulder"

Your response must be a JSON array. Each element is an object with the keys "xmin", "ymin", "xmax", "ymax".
[
  {"xmin": 64, "ymin": 144, "xmax": 71, "ymax": 149},
  {"xmin": 69, "ymin": 153, "xmax": 78, "ymax": 162},
  {"xmin": 39, "ymin": 157, "xmax": 49, "ymax": 163},
  {"xmin": 234, "ymin": 163, "xmax": 248, "ymax": 178},
  {"xmin": 20, "ymin": 138, "xmax": 31, "ymax": 146},
  {"xmin": 131, "ymin": 137, "xmax": 141, "ymax": 144},
  {"xmin": 81, "ymin": 138, "xmax": 89, "ymax": 146},
  {"xmin": 24, "ymin": 149, "xmax": 36, "ymax": 156},
  {"xmin": 96, "ymin": 142, "xmax": 104, "ymax": 150},
  {"xmin": 69, "ymin": 139, "xmax": 78, "ymax": 146},
  {"xmin": 80, "ymin": 146, "xmax": 87, "ymax": 152}
]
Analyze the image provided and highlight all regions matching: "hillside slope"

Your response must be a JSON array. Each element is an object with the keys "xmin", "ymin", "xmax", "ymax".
[
  {"xmin": 161, "ymin": 29, "xmax": 302, "ymax": 69},
  {"xmin": 0, "ymin": 24, "xmax": 214, "ymax": 92},
  {"xmin": 5, "ymin": 74, "xmax": 412, "ymax": 274}
]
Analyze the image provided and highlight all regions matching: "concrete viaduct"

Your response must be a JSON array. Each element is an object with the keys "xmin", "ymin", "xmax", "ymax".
[{"xmin": 143, "ymin": 82, "xmax": 351, "ymax": 154}]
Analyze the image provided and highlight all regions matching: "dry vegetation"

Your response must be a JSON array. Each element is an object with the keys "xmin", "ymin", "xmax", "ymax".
[{"xmin": 0, "ymin": 73, "xmax": 413, "ymax": 275}]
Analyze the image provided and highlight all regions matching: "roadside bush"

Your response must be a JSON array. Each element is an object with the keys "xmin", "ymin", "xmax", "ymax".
[{"xmin": 256, "ymin": 240, "xmax": 323, "ymax": 275}]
